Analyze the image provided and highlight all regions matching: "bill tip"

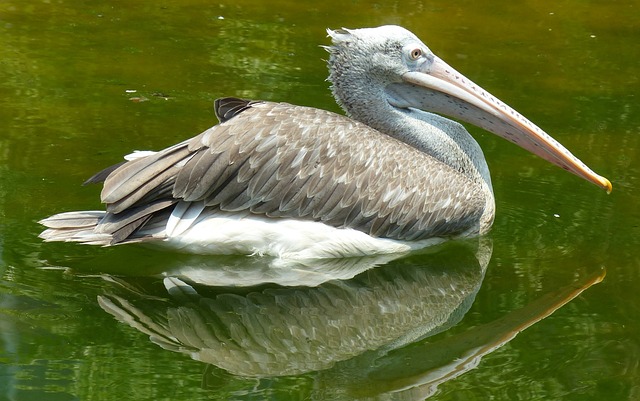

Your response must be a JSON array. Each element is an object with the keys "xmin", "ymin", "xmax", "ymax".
[{"xmin": 602, "ymin": 177, "xmax": 612, "ymax": 194}]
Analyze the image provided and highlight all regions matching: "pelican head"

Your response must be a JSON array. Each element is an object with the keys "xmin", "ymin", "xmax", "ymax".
[{"xmin": 326, "ymin": 25, "xmax": 611, "ymax": 193}]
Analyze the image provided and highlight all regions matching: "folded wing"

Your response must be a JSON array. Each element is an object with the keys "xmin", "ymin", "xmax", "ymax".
[{"xmin": 51, "ymin": 98, "xmax": 486, "ymax": 244}]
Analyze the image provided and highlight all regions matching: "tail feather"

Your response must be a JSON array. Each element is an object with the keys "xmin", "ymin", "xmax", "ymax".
[
  {"xmin": 39, "ymin": 202, "xmax": 177, "ymax": 246},
  {"xmin": 39, "ymin": 211, "xmax": 105, "ymax": 229},
  {"xmin": 39, "ymin": 211, "xmax": 113, "ymax": 245}
]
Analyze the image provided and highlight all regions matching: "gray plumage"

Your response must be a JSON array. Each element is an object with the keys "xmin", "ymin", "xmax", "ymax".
[{"xmin": 53, "ymin": 99, "xmax": 483, "ymax": 244}]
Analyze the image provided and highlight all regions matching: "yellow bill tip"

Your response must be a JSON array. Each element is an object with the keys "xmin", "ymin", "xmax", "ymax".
[{"xmin": 602, "ymin": 177, "xmax": 613, "ymax": 194}]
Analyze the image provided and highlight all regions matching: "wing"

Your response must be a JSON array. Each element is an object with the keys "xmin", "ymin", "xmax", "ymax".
[{"xmin": 95, "ymin": 98, "xmax": 486, "ymax": 242}]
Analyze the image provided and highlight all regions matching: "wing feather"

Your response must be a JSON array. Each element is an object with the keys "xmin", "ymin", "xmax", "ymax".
[
  {"xmin": 91, "ymin": 98, "xmax": 486, "ymax": 243},
  {"xmin": 102, "ymin": 143, "xmax": 192, "ymax": 212}
]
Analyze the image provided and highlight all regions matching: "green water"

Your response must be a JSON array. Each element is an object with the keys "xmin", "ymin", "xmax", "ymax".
[{"xmin": 1, "ymin": 1, "xmax": 639, "ymax": 400}]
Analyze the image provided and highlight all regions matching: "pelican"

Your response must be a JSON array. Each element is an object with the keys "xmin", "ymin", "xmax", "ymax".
[{"xmin": 39, "ymin": 26, "xmax": 611, "ymax": 259}]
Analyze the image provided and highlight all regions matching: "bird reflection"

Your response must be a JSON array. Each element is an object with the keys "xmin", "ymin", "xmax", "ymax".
[
  {"xmin": 96, "ymin": 240, "xmax": 603, "ymax": 399},
  {"xmin": 99, "ymin": 241, "xmax": 489, "ymax": 374},
  {"xmin": 157, "ymin": 250, "xmax": 413, "ymax": 287}
]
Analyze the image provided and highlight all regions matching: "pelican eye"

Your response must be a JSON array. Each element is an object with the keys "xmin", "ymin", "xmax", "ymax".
[{"xmin": 409, "ymin": 48, "xmax": 423, "ymax": 60}]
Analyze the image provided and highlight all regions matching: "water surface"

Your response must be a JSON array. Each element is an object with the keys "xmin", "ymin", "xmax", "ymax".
[{"xmin": 1, "ymin": 1, "xmax": 639, "ymax": 400}]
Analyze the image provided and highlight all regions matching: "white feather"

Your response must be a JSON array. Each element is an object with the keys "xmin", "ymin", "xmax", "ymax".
[
  {"xmin": 160, "ymin": 210, "xmax": 446, "ymax": 259},
  {"xmin": 165, "ymin": 201, "xmax": 206, "ymax": 237},
  {"xmin": 123, "ymin": 150, "xmax": 157, "ymax": 161}
]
